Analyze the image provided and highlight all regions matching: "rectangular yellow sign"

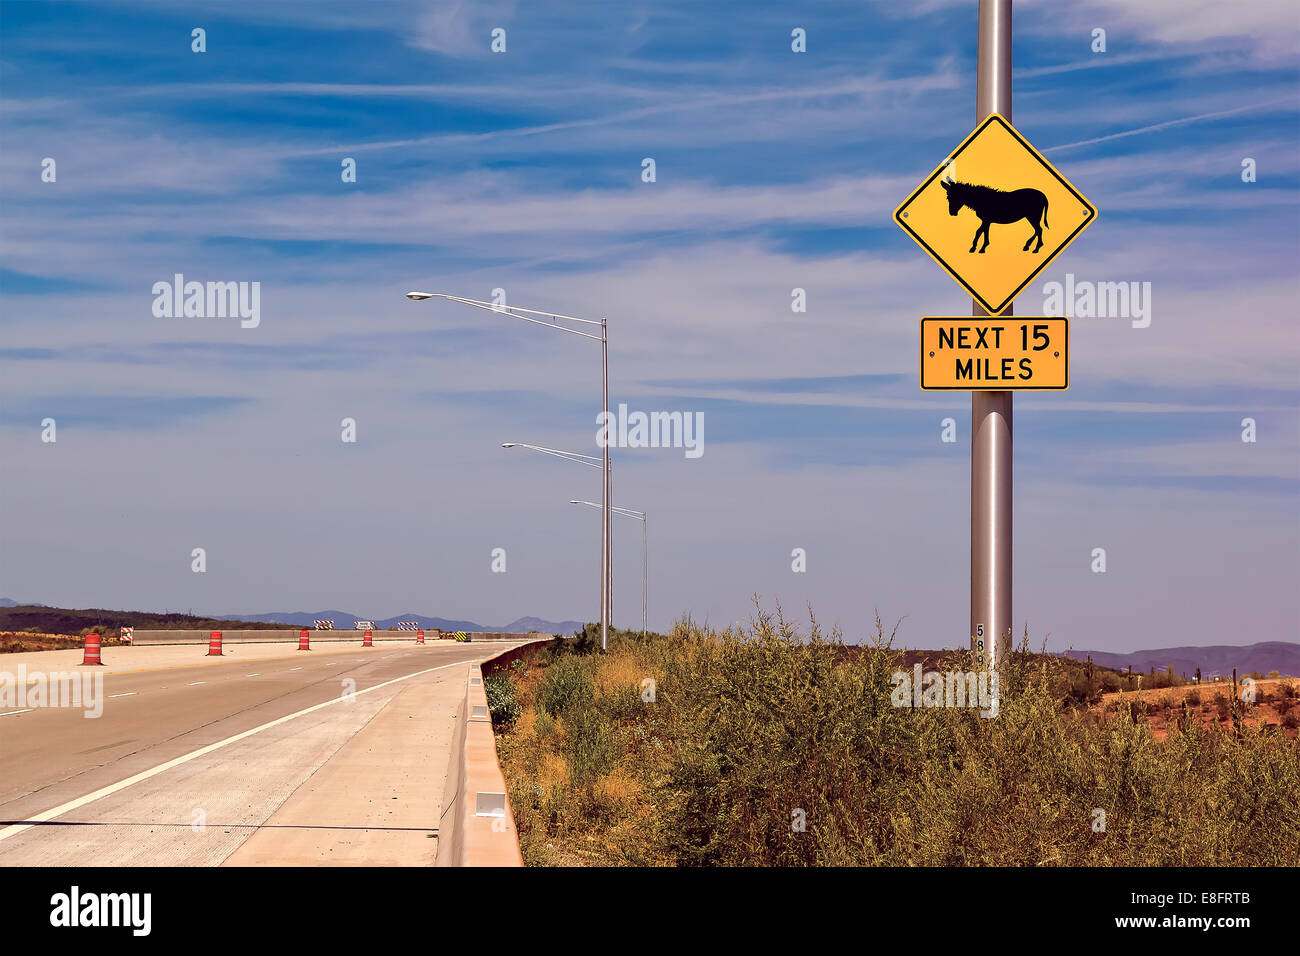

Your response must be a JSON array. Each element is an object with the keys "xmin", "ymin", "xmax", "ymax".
[{"xmin": 920, "ymin": 316, "xmax": 1068, "ymax": 390}]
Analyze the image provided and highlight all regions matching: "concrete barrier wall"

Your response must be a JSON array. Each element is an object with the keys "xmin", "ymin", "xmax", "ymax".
[
  {"xmin": 469, "ymin": 632, "xmax": 555, "ymax": 642},
  {"xmin": 128, "ymin": 629, "xmax": 441, "ymax": 645},
  {"xmin": 130, "ymin": 629, "xmax": 301, "ymax": 645},
  {"xmin": 128, "ymin": 629, "xmax": 551, "ymax": 645},
  {"xmin": 438, "ymin": 637, "xmax": 552, "ymax": 867},
  {"xmin": 481, "ymin": 638, "xmax": 559, "ymax": 674}
]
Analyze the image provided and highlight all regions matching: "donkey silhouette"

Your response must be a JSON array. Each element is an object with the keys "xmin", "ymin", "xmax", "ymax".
[{"xmin": 941, "ymin": 178, "xmax": 1049, "ymax": 253}]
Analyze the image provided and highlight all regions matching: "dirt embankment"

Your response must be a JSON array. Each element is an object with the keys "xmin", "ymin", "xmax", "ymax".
[
  {"xmin": 0, "ymin": 631, "xmax": 128, "ymax": 654},
  {"xmin": 1099, "ymin": 678, "xmax": 1299, "ymax": 739}
]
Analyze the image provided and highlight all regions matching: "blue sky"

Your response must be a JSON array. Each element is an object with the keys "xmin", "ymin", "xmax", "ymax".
[{"xmin": 1, "ymin": 0, "xmax": 1297, "ymax": 651}]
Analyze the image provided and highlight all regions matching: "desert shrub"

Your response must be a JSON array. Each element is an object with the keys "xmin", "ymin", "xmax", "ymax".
[
  {"xmin": 564, "ymin": 701, "xmax": 616, "ymax": 785},
  {"xmin": 571, "ymin": 622, "xmax": 602, "ymax": 655},
  {"xmin": 484, "ymin": 673, "xmax": 521, "ymax": 732},
  {"xmin": 1284, "ymin": 711, "xmax": 1299, "ymax": 731},
  {"xmin": 493, "ymin": 604, "xmax": 1300, "ymax": 867},
  {"xmin": 1187, "ymin": 690, "xmax": 1201, "ymax": 706},
  {"xmin": 1067, "ymin": 670, "xmax": 1098, "ymax": 707},
  {"xmin": 537, "ymin": 656, "xmax": 595, "ymax": 718}
]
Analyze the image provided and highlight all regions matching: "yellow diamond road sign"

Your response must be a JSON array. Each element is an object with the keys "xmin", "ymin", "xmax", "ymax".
[{"xmin": 895, "ymin": 114, "xmax": 1097, "ymax": 315}]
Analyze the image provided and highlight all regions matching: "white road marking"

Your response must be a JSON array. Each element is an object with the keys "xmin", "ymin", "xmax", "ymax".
[
  {"xmin": 188, "ymin": 681, "xmax": 206, "ymax": 686},
  {"xmin": 290, "ymin": 667, "xmax": 302, "ymax": 671},
  {"xmin": 0, "ymin": 710, "xmax": 33, "ymax": 718},
  {"xmin": 0, "ymin": 657, "xmax": 472, "ymax": 844},
  {"xmin": 107, "ymin": 692, "xmax": 137, "ymax": 699},
  {"xmin": 245, "ymin": 673, "xmax": 260, "ymax": 677}
]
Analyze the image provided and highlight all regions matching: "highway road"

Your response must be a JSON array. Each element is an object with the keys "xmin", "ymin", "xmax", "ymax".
[{"xmin": 0, "ymin": 640, "xmax": 527, "ymax": 866}]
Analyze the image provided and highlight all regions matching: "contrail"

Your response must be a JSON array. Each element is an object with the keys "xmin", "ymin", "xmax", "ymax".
[{"xmin": 1044, "ymin": 96, "xmax": 1295, "ymax": 152}]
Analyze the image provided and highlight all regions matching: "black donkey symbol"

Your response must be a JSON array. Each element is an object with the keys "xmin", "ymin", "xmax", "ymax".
[{"xmin": 941, "ymin": 177, "xmax": 1049, "ymax": 253}]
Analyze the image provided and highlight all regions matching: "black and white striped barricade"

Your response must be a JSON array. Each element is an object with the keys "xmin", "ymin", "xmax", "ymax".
[{"xmin": 314, "ymin": 620, "xmax": 334, "ymax": 630}]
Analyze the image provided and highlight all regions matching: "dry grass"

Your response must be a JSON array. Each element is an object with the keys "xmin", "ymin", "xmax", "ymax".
[
  {"xmin": 593, "ymin": 654, "xmax": 646, "ymax": 696},
  {"xmin": 492, "ymin": 608, "xmax": 1300, "ymax": 867}
]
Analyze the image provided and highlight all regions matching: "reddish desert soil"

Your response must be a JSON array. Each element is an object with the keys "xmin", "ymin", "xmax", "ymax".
[
  {"xmin": 1099, "ymin": 678, "xmax": 1299, "ymax": 740},
  {"xmin": 0, "ymin": 631, "xmax": 129, "ymax": 654}
]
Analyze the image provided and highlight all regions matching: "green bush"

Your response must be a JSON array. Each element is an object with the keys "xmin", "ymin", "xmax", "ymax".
[
  {"xmin": 600, "ymin": 681, "xmax": 644, "ymax": 722},
  {"xmin": 537, "ymin": 656, "xmax": 594, "ymax": 718},
  {"xmin": 564, "ymin": 701, "xmax": 616, "ymax": 785},
  {"xmin": 571, "ymin": 622, "xmax": 602, "ymax": 655},
  {"xmin": 484, "ymin": 673, "xmax": 521, "ymax": 731}
]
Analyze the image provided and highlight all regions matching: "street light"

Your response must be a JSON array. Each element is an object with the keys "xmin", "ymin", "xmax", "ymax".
[
  {"xmin": 406, "ymin": 291, "xmax": 612, "ymax": 651},
  {"xmin": 502, "ymin": 443, "xmax": 611, "ymax": 636},
  {"xmin": 501, "ymin": 442, "xmax": 602, "ymax": 469},
  {"xmin": 572, "ymin": 499, "xmax": 646, "ymax": 638}
]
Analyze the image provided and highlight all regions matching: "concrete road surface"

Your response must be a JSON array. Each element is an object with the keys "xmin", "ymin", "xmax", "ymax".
[{"xmin": 0, "ymin": 640, "xmax": 527, "ymax": 866}]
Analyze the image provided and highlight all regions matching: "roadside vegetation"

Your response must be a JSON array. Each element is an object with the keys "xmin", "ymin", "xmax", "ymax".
[
  {"xmin": 0, "ymin": 627, "xmax": 134, "ymax": 653},
  {"xmin": 0, "ymin": 605, "xmax": 281, "ymax": 641},
  {"xmin": 490, "ymin": 605, "xmax": 1300, "ymax": 866}
]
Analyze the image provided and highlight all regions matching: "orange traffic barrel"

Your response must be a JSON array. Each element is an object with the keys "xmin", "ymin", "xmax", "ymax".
[
  {"xmin": 298, "ymin": 629, "xmax": 311, "ymax": 651},
  {"xmin": 81, "ymin": 632, "xmax": 105, "ymax": 666},
  {"xmin": 207, "ymin": 631, "xmax": 223, "ymax": 656},
  {"xmin": 416, "ymin": 629, "xmax": 425, "ymax": 645},
  {"xmin": 362, "ymin": 629, "xmax": 374, "ymax": 647}
]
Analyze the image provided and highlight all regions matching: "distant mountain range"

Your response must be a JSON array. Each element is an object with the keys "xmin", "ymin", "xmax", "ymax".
[
  {"xmin": 0, "ymin": 599, "xmax": 584, "ymax": 636},
  {"xmin": 1061, "ymin": 642, "xmax": 1300, "ymax": 678},
  {"xmin": 211, "ymin": 609, "xmax": 586, "ymax": 636}
]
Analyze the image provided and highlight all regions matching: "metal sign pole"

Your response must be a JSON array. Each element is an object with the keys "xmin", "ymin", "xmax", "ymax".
[
  {"xmin": 601, "ymin": 318, "xmax": 610, "ymax": 652},
  {"xmin": 972, "ymin": 0, "xmax": 1013, "ymax": 667}
]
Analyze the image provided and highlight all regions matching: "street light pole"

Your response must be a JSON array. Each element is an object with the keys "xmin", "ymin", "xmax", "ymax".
[
  {"xmin": 406, "ymin": 291, "xmax": 613, "ymax": 651},
  {"xmin": 639, "ymin": 506, "xmax": 644, "ymax": 638},
  {"xmin": 500, "ymin": 442, "xmax": 607, "ymax": 647},
  {"xmin": 572, "ymin": 500, "xmax": 645, "ymax": 637}
]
